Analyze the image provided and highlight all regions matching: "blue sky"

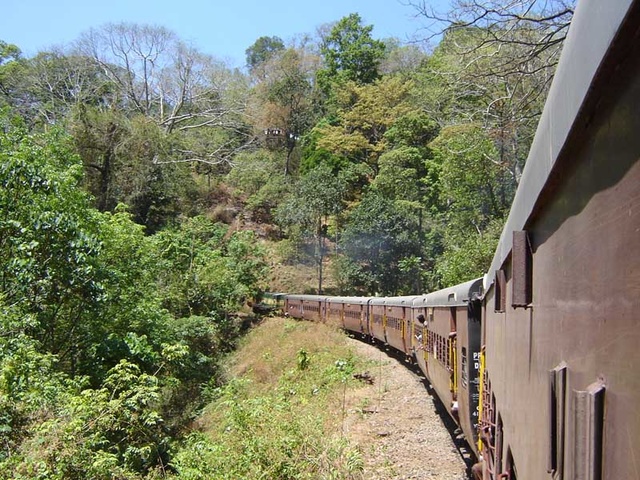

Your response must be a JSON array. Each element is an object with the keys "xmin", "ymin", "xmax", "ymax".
[{"xmin": 2, "ymin": 0, "xmax": 449, "ymax": 69}]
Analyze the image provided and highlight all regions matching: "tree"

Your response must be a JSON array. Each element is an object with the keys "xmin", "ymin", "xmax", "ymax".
[
  {"xmin": 406, "ymin": 0, "xmax": 574, "ymax": 73},
  {"xmin": 249, "ymin": 47, "xmax": 319, "ymax": 175},
  {"xmin": 0, "ymin": 122, "xmax": 103, "ymax": 369},
  {"xmin": 245, "ymin": 35, "xmax": 285, "ymax": 73},
  {"xmin": 276, "ymin": 165, "xmax": 348, "ymax": 293},
  {"xmin": 317, "ymin": 13, "xmax": 386, "ymax": 93},
  {"xmin": 379, "ymin": 38, "xmax": 427, "ymax": 75},
  {"xmin": 70, "ymin": 106, "xmax": 197, "ymax": 229},
  {"xmin": 152, "ymin": 216, "xmax": 268, "ymax": 319},
  {"xmin": 0, "ymin": 40, "xmax": 23, "ymax": 102},
  {"xmin": 371, "ymin": 111, "xmax": 440, "ymax": 204},
  {"xmin": 76, "ymin": 23, "xmax": 254, "ymax": 168},
  {"xmin": 313, "ymin": 75, "xmax": 415, "ymax": 176},
  {"xmin": 338, "ymin": 191, "xmax": 422, "ymax": 295},
  {"xmin": 410, "ymin": 1, "xmax": 575, "ymax": 186},
  {"xmin": 226, "ymin": 149, "xmax": 291, "ymax": 223},
  {"xmin": 18, "ymin": 51, "xmax": 115, "ymax": 125},
  {"xmin": 428, "ymin": 123, "xmax": 509, "ymax": 286}
]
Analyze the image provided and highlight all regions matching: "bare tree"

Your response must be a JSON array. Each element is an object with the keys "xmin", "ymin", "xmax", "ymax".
[
  {"xmin": 75, "ymin": 23, "xmax": 254, "ymax": 167},
  {"xmin": 406, "ymin": 0, "xmax": 574, "ymax": 67},
  {"xmin": 408, "ymin": 0, "xmax": 575, "ymax": 185}
]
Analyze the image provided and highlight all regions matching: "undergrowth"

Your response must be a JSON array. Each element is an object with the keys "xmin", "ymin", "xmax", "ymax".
[{"xmin": 169, "ymin": 318, "xmax": 367, "ymax": 479}]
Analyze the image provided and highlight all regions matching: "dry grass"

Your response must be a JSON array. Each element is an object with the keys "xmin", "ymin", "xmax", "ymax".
[{"xmin": 177, "ymin": 318, "xmax": 371, "ymax": 479}]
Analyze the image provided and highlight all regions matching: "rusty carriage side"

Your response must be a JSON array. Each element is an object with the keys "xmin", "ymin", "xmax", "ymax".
[
  {"xmin": 381, "ymin": 295, "xmax": 421, "ymax": 357},
  {"xmin": 414, "ymin": 279, "xmax": 483, "ymax": 455},
  {"xmin": 325, "ymin": 296, "xmax": 372, "ymax": 335},
  {"xmin": 479, "ymin": 1, "xmax": 640, "ymax": 478},
  {"xmin": 368, "ymin": 295, "xmax": 419, "ymax": 352},
  {"xmin": 284, "ymin": 294, "xmax": 327, "ymax": 322}
]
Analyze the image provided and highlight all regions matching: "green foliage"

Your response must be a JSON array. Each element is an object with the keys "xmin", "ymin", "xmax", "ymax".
[
  {"xmin": 338, "ymin": 191, "xmax": 422, "ymax": 295},
  {"xmin": 153, "ymin": 216, "xmax": 268, "ymax": 318},
  {"xmin": 372, "ymin": 147, "xmax": 427, "ymax": 203},
  {"xmin": 423, "ymin": 124, "xmax": 510, "ymax": 287},
  {"xmin": 71, "ymin": 108, "xmax": 197, "ymax": 231},
  {"xmin": 431, "ymin": 123, "xmax": 509, "ymax": 230},
  {"xmin": 0, "ymin": 301, "xmax": 70, "ymax": 465},
  {"xmin": 0, "ymin": 41, "xmax": 23, "ymax": 109},
  {"xmin": 6, "ymin": 361, "xmax": 167, "ymax": 480},
  {"xmin": 318, "ymin": 13, "xmax": 386, "ymax": 93},
  {"xmin": 383, "ymin": 111, "xmax": 439, "ymax": 151},
  {"xmin": 0, "ymin": 123, "xmax": 104, "ymax": 361},
  {"xmin": 245, "ymin": 36, "xmax": 285, "ymax": 71},
  {"xmin": 226, "ymin": 150, "xmax": 290, "ymax": 222},
  {"xmin": 436, "ymin": 218, "xmax": 503, "ymax": 287},
  {"xmin": 312, "ymin": 76, "xmax": 416, "ymax": 177},
  {"xmin": 226, "ymin": 150, "xmax": 283, "ymax": 196},
  {"xmin": 0, "ymin": 40, "xmax": 21, "ymax": 65},
  {"xmin": 276, "ymin": 165, "xmax": 347, "ymax": 234},
  {"xmin": 299, "ymin": 119, "xmax": 350, "ymax": 174},
  {"xmin": 0, "ymin": 118, "xmax": 273, "ymax": 477}
]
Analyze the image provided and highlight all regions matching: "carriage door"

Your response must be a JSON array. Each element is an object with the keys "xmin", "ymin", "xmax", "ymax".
[{"xmin": 448, "ymin": 306, "xmax": 458, "ymax": 399}]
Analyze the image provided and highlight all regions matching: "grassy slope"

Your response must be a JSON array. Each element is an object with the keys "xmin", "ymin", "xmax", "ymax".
[{"xmin": 170, "ymin": 317, "xmax": 372, "ymax": 479}]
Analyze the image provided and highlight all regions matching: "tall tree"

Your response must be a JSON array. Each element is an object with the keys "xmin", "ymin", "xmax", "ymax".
[
  {"xmin": 76, "ymin": 23, "xmax": 254, "ymax": 167},
  {"xmin": 312, "ymin": 75, "xmax": 415, "ymax": 176},
  {"xmin": 338, "ymin": 190, "xmax": 422, "ymax": 295},
  {"xmin": 317, "ymin": 13, "xmax": 386, "ymax": 93},
  {"xmin": 407, "ymin": 0, "xmax": 574, "ymax": 73},
  {"xmin": 250, "ymin": 47, "xmax": 319, "ymax": 175},
  {"xmin": 0, "ymin": 40, "xmax": 23, "ymax": 101},
  {"xmin": 410, "ymin": 0, "xmax": 575, "ymax": 185},
  {"xmin": 245, "ymin": 35, "xmax": 285, "ymax": 74},
  {"xmin": 276, "ymin": 165, "xmax": 347, "ymax": 293}
]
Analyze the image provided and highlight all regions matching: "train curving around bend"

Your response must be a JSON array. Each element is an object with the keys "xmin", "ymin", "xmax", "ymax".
[{"xmin": 261, "ymin": 1, "xmax": 640, "ymax": 478}]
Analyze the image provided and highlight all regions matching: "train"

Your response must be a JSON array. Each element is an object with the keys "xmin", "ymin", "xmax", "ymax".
[{"xmin": 257, "ymin": 1, "xmax": 640, "ymax": 478}]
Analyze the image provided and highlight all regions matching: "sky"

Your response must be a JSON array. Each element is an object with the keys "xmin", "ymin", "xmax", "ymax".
[{"xmin": 2, "ymin": 0, "xmax": 449, "ymax": 69}]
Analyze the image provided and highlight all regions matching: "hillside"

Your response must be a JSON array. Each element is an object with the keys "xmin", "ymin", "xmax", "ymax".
[{"xmin": 171, "ymin": 317, "xmax": 468, "ymax": 479}]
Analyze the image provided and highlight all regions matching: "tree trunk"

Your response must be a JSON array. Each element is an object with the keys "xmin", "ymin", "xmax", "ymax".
[{"xmin": 317, "ymin": 216, "xmax": 323, "ymax": 294}]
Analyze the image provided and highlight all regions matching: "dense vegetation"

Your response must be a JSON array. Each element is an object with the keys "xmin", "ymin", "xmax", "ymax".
[{"xmin": 0, "ymin": 1, "xmax": 574, "ymax": 477}]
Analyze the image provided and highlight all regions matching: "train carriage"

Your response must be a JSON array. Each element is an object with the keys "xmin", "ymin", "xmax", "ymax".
[
  {"xmin": 381, "ymin": 296, "xmax": 420, "ymax": 356},
  {"xmin": 336, "ymin": 297, "xmax": 371, "ymax": 335},
  {"xmin": 368, "ymin": 297, "xmax": 387, "ymax": 344},
  {"xmin": 325, "ymin": 296, "xmax": 345, "ymax": 327},
  {"xmin": 478, "ymin": 1, "xmax": 640, "ymax": 478},
  {"xmin": 418, "ymin": 279, "xmax": 483, "ymax": 449},
  {"xmin": 284, "ymin": 294, "xmax": 326, "ymax": 322}
]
